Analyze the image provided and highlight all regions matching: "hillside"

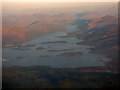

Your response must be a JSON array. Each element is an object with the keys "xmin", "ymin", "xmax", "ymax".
[
  {"xmin": 2, "ymin": 14, "xmax": 75, "ymax": 45},
  {"xmin": 73, "ymin": 15, "xmax": 118, "ymax": 72}
]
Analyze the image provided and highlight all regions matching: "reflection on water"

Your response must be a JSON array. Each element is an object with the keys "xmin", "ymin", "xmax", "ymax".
[{"xmin": 3, "ymin": 25, "xmax": 109, "ymax": 68}]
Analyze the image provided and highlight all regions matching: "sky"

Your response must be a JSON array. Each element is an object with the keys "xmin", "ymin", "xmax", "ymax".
[{"xmin": 2, "ymin": 0, "xmax": 120, "ymax": 2}]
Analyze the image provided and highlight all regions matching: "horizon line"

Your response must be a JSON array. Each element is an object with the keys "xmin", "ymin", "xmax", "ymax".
[{"xmin": 2, "ymin": 1, "xmax": 119, "ymax": 2}]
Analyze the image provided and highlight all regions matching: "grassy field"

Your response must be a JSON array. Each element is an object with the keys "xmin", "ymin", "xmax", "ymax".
[{"xmin": 3, "ymin": 66, "xmax": 120, "ymax": 88}]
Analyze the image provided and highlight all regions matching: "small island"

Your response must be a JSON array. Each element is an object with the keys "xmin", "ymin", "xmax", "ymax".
[
  {"xmin": 35, "ymin": 47, "xmax": 45, "ymax": 50},
  {"xmin": 42, "ymin": 41, "xmax": 67, "ymax": 44},
  {"xmin": 57, "ymin": 52, "xmax": 83, "ymax": 56},
  {"xmin": 15, "ymin": 56, "xmax": 24, "ymax": 59},
  {"xmin": 47, "ymin": 49, "xmax": 74, "ymax": 52},
  {"xmin": 39, "ymin": 55, "xmax": 51, "ymax": 57}
]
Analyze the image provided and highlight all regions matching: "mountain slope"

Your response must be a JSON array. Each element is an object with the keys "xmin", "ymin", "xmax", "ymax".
[{"xmin": 73, "ymin": 15, "xmax": 118, "ymax": 72}]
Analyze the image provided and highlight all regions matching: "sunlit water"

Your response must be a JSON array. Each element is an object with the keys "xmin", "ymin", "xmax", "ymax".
[{"xmin": 3, "ymin": 25, "xmax": 109, "ymax": 68}]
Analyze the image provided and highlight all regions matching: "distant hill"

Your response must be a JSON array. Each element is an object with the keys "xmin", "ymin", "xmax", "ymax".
[
  {"xmin": 2, "ymin": 14, "xmax": 74, "ymax": 45},
  {"xmin": 73, "ymin": 15, "xmax": 118, "ymax": 72}
]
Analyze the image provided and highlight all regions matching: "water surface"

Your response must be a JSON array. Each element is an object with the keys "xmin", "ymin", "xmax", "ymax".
[{"xmin": 3, "ymin": 25, "xmax": 108, "ymax": 68}]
